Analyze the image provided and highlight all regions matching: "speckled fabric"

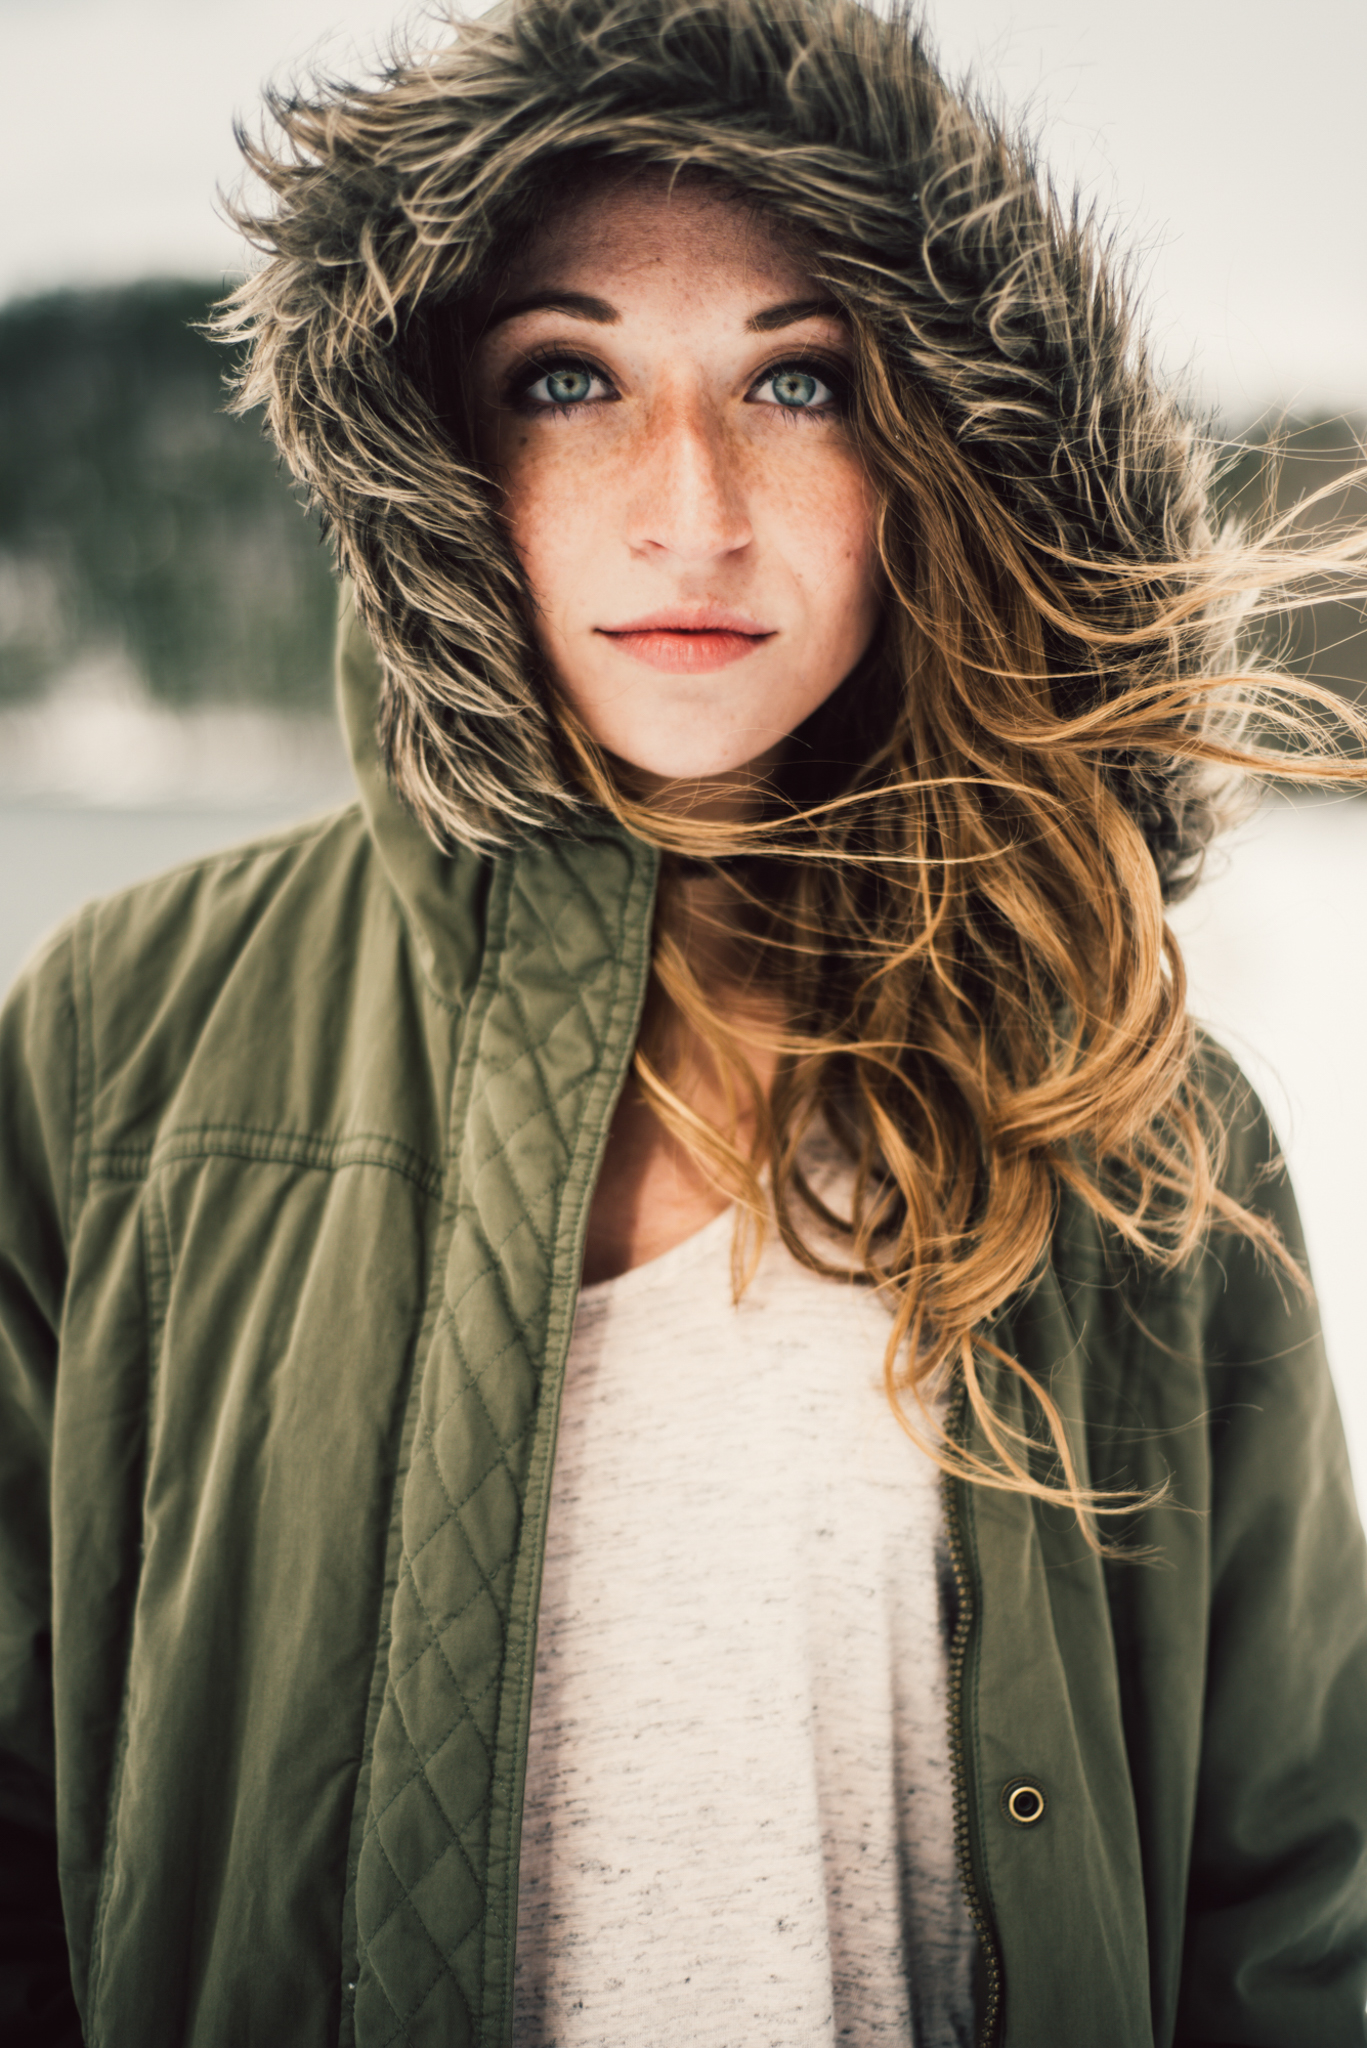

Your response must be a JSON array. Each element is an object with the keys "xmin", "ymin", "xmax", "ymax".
[{"xmin": 514, "ymin": 1172, "xmax": 977, "ymax": 2047}]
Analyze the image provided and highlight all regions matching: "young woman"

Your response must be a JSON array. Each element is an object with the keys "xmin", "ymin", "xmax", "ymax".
[{"xmin": 2, "ymin": 0, "xmax": 1365, "ymax": 2043}]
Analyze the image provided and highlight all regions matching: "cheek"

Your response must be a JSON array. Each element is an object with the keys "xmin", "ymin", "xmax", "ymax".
[
  {"xmin": 491, "ymin": 429, "xmax": 619, "ymax": 624},
  {"xmin": 779, "ymin": 451, "xmax": 882, "ymax": 637},
  {"xmin": 492, "ymin": 429, "xmax": 563, "ymax": 579}
]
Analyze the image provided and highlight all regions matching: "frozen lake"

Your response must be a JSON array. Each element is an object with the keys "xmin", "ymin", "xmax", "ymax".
[{"xmin": 1, "ymin": 790, "xmax": 1364, "ymax": 1501}]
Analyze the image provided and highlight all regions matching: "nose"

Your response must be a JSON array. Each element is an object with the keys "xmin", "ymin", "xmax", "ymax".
[{"xmin": 625, "ymin": 386, "xmax": 752, "ymax": 563}]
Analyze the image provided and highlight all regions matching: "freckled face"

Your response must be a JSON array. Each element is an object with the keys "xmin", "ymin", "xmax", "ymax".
[{"xmin": 470, "ymin": 176, "xmax": 883, "ymax": 784}]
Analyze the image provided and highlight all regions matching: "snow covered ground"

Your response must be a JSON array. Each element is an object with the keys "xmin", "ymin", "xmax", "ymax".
[{"xmin": 1, "ymin": 786, "xmax": 1363, "ymax": 1499}]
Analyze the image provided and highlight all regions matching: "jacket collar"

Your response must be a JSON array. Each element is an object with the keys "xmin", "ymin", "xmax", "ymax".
[{"xmin": 336, "ymin": 583, "xmax": 658, "ymax": 1010}]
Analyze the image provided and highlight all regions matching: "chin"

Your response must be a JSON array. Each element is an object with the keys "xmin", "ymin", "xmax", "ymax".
[
  {"xmin": 580, "ymin": 699, "xmax": 810, "ymax": 788},
  {"xmin": 605, "ymin": 732, "xmax": 782, "ymax": 785}
]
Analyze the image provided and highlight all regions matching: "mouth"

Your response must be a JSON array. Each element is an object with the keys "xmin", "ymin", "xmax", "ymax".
[{"xmin": 595, "ymin": 608, "xmax": 775, "ymax": 675}]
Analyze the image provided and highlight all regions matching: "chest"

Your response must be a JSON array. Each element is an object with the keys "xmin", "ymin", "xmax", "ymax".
[{"xmin": 515, "ymin": 1210, "xmax": 977, "ymax": 2045}]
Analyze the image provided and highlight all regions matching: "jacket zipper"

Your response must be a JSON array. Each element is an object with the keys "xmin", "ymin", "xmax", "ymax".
[{"xmin": 941, "ymin": 1393, "xmax": 1005, "ymax": 2048}]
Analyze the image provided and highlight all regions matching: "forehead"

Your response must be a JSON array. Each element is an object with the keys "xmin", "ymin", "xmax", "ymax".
[{"xmin": 494, "ymin": 169, "xmax": 816, "ymax": 305}]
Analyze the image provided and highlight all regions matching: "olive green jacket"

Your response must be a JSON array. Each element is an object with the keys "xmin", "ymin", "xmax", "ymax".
[{"xmin": 2, "ymin": 621, "xmax": 1365, "ymax": 2048}]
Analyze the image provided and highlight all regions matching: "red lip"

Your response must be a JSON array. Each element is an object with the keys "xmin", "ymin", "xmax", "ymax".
[{"xmin": 596, "ymin": 608, "xmax": 775, "ymax": 675}]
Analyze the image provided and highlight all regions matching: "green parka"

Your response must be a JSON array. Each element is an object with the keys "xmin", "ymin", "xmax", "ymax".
[{"xmin": 1, "ymin": 608, "xmax": 1365, "ymax": 2047}]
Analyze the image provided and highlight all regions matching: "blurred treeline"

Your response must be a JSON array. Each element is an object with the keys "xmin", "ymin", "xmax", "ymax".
[
  {"xmin": 0, "ymin": 278, "xmax": 1364, "ymax": 712},
  {"xmin": 0, "ymin": 280, "xmax": 335, "ymax": 709}
]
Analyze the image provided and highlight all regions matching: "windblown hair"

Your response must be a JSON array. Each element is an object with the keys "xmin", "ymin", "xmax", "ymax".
[{"xmin": 219, "ymin": 0, "xmax": 1367, "ymax": 1538}]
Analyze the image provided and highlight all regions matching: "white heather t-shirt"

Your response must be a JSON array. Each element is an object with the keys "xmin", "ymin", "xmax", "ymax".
[{"xmin": 513, "ymin": 1163, "xmax": 979, "ymax": 2048}]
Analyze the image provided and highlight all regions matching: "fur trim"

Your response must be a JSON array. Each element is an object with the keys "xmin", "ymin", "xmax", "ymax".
[{"xmin": 223, "ymin": 0, "xmax": 1224, "ymax": 883}]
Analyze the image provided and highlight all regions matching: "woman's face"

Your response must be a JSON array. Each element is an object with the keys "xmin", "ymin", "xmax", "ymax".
[{"xmin": 471, "ymin": 175, "xmax": 882, "ymax": 786}]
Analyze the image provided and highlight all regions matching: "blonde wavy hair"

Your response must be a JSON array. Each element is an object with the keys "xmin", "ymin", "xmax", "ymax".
[{"xmin": 562, "ymin": 359, "xmax": 1367, "ymax": 1547}]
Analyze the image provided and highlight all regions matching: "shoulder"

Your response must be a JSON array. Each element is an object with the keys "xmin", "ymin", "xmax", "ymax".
[
  {"xmin": 74, "ymin": 802, "xmax": 372, "ymax": 997},
  {"xmin": 0, "ymin": 804, "xmax": 489, "ymax": 1203},
  {"xmin": 1042, "ymin": 1032, "xmax": 1315, "ymax": 1361},
  {"xmin": 41, "ymin": 807, "xmax": 376, "ymax": 1133},
  {"xmin": 1181, "ymin": 1033, "xmax": 1318, "ymax": 1368},
  {"xmin": 1011, "ymin": 1035, "xmax": 1332, "ymax": 1499}
]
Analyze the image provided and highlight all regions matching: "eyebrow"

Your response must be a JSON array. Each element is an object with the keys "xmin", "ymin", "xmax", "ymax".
[
  {"xmin": 484, "ymin": 290, "xmax": 619, "ymax": 332},
  {"xmin": 747, "ymin": 296, "xmax": 845, "ymax": 332},
  {"xmin": 482, "ymin": 290, "xmax": 846, "ymax": 335}
]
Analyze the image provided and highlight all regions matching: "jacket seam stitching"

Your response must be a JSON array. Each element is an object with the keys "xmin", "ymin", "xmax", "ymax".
[
  {"xmin": 83, "ymin": 1173, "xmax": 172, "ymax": 2039},
  {"xmin": 398, "ymin": 1374, "xmax": 531, "ymax": 1589},
  {"xmin": 351, "ymin": 856, "xmax": 517, "ymax": 2029},
  {"xmin": 336, "ymin": 1248, "xmax": 454, "ymax": 2040},
  {"xmin": 460, "ymin": 1216, "xmax": 553, "ymax": 1344},
  {"xmin": 382, "ymin": 1426, "xmax": 510, "ymax": 1751},
  {"xmin": 963, "ymin": 1471, "xmax": 1005, "ymax": 2038},
  {"xmin": 362, "ymin": 1621, "xmax": 507, "ymax": 2042},
  {"xmin": 383, "ymin": 1566, "xmax": 508, "ymax": 1699},
  {"xmin": 369, "ymin": 1826, "xmax": 478, "ymax": 2048},
  {"xmin": 428, "ymin": 1228, "xmax": 549, "ymax": 1455},
  {"xmin": 86, "ymin": 1128, "xmax": 444, "ymax": 1197},
  {"xmin": 456, "ymin": 1062, "xmax": 612, "ymax": 1274},
  {"xmin": 356, "ymin": 1280, "xmax": 532, "ymax": 1958},
  {"xmin": 369, "ymin": 1630, "xmax": 504, "ymax": 1834},
  {"xmin": 497, "ymin": 980, "xmax": 579, "ymax": 1152},
  {"xmin": 67, "ymin": 904, "xmax": 95, "ymax": 1241}
]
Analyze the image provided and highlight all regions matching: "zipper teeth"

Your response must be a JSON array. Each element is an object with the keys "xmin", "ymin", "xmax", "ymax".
[{"xmin": 942, "ymin": 1391, "xmax": 1005, "ymax": 2048}]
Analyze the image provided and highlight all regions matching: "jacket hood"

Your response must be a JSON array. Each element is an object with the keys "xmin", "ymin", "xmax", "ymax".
[{"xmin": 230, "ymin": 0, "xmax": 1222, "ymax": 883}]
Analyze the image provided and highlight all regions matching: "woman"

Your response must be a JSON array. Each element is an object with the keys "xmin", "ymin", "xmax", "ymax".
[{"xmin": 2, "ymin": 0, "xmax": 1365, "ymax": 2042}]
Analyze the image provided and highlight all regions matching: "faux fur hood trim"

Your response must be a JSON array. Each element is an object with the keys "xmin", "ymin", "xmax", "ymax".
[{"xmin": 226, "ymin": 0, "xmax": 1222, "ymax": 879}]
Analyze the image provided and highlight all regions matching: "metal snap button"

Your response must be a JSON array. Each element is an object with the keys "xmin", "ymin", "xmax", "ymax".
[{"xmin": 1002, "ymin": 1777, "xmax": 1047, "ymax": 1826}]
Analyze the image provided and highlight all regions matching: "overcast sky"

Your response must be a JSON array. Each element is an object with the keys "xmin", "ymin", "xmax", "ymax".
[{"xmin": 2, "ymin": 0, "xmax": 1363, "ymax": 419}]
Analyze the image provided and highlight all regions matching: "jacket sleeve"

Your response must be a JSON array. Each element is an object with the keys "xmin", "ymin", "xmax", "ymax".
[
  {"xmin": 1175, "ymin": 1069, "xmax": 1367, "ymax": 2046},
  {"xmin": 0, "ymin": 922, "xmax": 85, "ymax": 2046}
]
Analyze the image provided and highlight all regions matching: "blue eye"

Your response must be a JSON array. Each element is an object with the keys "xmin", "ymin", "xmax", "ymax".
[
  {"xmin": 520, "ymin": 361, "xmax": 610, "ymax": 409},
  {"xmin": 753, "ymin": 363, "xmax": 841, "ymax": 412}
]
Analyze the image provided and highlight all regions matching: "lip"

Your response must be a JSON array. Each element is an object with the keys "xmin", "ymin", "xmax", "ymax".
[{"xmin": 596, "ymin": 608, "xmax": 775, "ymax": 675}]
